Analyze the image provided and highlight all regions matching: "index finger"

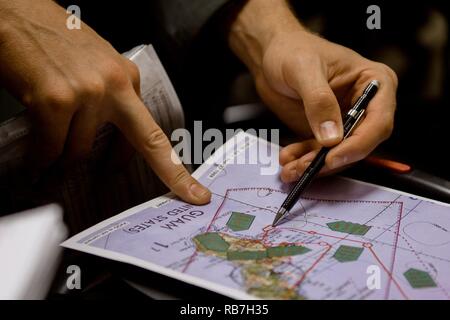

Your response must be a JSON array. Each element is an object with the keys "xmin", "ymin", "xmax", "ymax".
[{"xmin": 111, "ymin": 93, "xmax": 211, "ymax": 205}]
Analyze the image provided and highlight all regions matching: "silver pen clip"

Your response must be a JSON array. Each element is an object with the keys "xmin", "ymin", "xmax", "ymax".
[{"xmin": 344, "ymin": 109, "xmax": 365, "ymax": 139}]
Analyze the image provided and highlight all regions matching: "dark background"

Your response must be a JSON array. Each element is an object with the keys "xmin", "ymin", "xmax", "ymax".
[
  {"xmin": 1, "ymin": 0, "xmax": 448, "ymax": 183},
  {"xmin": 53, "ymin": 0, "xmax": 450, "ymax": 181}
]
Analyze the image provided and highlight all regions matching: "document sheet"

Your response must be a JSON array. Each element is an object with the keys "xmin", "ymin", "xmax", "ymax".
[{"xmin": 62, "ymin": 132, "xmax": 450, "ymax": 300}]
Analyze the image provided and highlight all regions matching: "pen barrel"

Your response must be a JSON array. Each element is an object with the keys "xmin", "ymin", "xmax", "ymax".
[
  {"xmin": 350, "ymin": 82, "xmax": 379, "ymax": 114},
  {"xmin": 281, "ymin": 147, "xmax": 328, "ymax": 212},
  {"xmin": 343, "ymin": 114, "xmax": 356, "ymax": 136}
]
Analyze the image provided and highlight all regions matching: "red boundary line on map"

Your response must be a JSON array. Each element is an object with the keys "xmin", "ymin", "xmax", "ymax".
[
  {"xmin": 290, "ymin": 245, "xmax": 332, "ymax": 290},
  {"xmin": 368, "ymin": 246, "xmax": 409, "ymax": 299},
  {"xmin": 264, "ymin": 226, "xmax": 409, "ymax": 299},
  {"xmin": 385, "ymin": 201, "xmax": 404, "ymax": 299},
  {"xmin": 182, "ymin": 187, "xmax": 408, "ymax": 299},
  {"xmin": 181, "ymin": 189, "xmax": 231, "ymax": 273}
]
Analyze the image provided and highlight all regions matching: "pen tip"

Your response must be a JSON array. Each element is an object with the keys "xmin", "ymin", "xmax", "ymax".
[
  {"xmin": 272, "ymin": 208, "xmax": 288, "ymax": 227},
  {"xmin": 371, "ymin": 80, "xmax": 380, "ymax": 88},
  {"xmin": 271, "ymin": 215, "xmax": 280, "ymax": 227}
]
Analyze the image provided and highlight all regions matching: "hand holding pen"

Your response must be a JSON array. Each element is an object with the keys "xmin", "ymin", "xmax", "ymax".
[{"xmin": 273, "ymin": 81, "xmax": 380, "ymax": 226}]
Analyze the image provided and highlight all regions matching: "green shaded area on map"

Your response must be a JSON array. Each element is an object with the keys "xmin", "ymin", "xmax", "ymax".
[
  {"xmin": 194, "ymin": 232, "xmax": 230, "ymax": 252},
  {"xmin": 228, "ymin": 244, "xmax": 311, "ymax": 261},
  {"xmin": 333, "ymin": 245, "xmax": 364, "ymax": 262},
  {"xmin": 228, "ymin": 250, "xmax": 267, "ymax": 260},
  {"xmin": 226, "ymin": 212, "xmax": 255, "ymax": 231},
  {"xmin": 404, "ymin": 268, "xmax": 437, "ymax": 288},
  {"xmin": 267, "ymin": 245, "xmax": 311, "ymax": 258},
  {"xmin": 193, "ymin": 232, "xmax": 310, "ymax": 299},
  {"xmin": 327, "ymin": 221, "xmax": 371, "ymax": 235},
  {"xmin": 194, "ymin": 232, "xmax": 310, "ymax": 261}
]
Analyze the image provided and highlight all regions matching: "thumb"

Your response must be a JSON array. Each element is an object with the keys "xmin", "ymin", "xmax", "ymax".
[{"xmin": 288, "ymin": 65, "xmax": 343, "ymax": 146}]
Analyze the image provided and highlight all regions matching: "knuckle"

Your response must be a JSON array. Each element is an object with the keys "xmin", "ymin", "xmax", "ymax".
[
  {"xmin": 142, "ymin": 128, "xmax": 169, "ymax": 152},
  {"xmin": 38, "ymin": 84, "xmax": 77, "ymax": 114},
  {"xmin": 169, "ymin": 168, "xmax": 190, "ymax": 188},
  {"xmin": 385, "ymin": 66, "xmax": 398, "ymax": 87},
  {"xmin": 306, "ymin": 88, "xmax": 336, "ymax": 111},
  {"xmin": 373, "ymin": 63, "xmax": 399, "ymax": 87},
  {"xmin": 65, "ymin": 76, "xmax": 106, "ymax": 105},
  {"xmin": 295, "ymin": 159, "xmax": 304, "ymax": 172},
  {"xmin": 280, "ymin": 170, "xmax": 293, "ymax": 183},
  {"xmin": 81, "ymin": 76, "xmax": 106, "ymax": 102},
  {"xmin": 279, "ymin": 149, "xmax": 292, "ymax": 165},
  {"xmin": 360, "ymin": 62, "xmax": 399, "ymax": 90},
  {"xmin": 102, "ymin": 60, "xmax": 131, "ymax": 90},
  {"xmin": 125, "ymin": 60, "xmax": 140, "ymax": 85}
]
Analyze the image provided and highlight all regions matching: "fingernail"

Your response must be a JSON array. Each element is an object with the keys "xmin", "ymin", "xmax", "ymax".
[
  {"xmin": 319, "ymin": 121, "xmax": 339, "ymax": 142},
  {"xmin": 190, "ymin": 183, "xmax": 209, "ymax": 199},
  {"xmin": 330, "ymin": 156, "xmax": 348, "ymax": 169}
]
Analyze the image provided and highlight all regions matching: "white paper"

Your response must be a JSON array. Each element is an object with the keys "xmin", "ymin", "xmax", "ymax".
[{"xmin": 0, "ymin": 204, "xmax": 67, "ymax": 299}]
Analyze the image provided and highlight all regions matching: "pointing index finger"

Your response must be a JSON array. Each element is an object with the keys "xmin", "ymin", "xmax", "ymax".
[{"xmin": 111, "ymin": 93, "xmax": 211, "ymax": 205}]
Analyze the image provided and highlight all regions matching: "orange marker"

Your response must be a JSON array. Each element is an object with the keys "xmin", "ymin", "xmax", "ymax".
[{"xmin": 365, "ymin": 156, "xmax": 412, "ymax": 174}]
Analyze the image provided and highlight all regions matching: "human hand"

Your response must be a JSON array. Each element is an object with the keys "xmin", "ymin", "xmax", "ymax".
[
  {"xmin": 0, "ymin": 0, "xmax": 210, "ymax": 204},
  {"xmin": 228, "ymin": 0, "xmax": 397, "ymax": 182}
]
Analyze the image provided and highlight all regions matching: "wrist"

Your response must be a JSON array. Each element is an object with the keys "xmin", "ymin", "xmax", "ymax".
[{"xmin": 228, "ymin": 0, "xmax": 305, "ymax": 74}]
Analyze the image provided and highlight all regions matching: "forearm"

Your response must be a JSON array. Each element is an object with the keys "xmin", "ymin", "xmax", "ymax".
[{"xmin": 228, "ymin": 0, "xmax": 304, "ymax": 74}]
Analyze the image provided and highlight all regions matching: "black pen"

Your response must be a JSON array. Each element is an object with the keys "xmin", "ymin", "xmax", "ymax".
[{"xmin": 272, "ymin": 80, "xmax": 380, "ymax": 227}]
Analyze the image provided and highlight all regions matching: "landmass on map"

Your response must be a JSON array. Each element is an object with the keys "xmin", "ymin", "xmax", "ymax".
[{"xmin": 193, "ymin": 231, "xmax": 310, "ymax": 299}]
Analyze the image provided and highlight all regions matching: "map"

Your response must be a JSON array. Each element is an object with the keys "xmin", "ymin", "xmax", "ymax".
[{"xmin": 62, "ymin": 132, "xmax": 450, "ymax": 300}]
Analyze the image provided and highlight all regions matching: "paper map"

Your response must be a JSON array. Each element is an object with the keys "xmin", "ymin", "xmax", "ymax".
[{"xmin": 62, "ymin": 132, "xmax": 450, "ymax": 299}]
